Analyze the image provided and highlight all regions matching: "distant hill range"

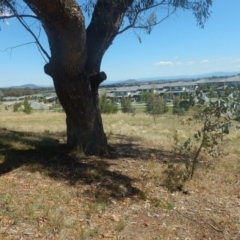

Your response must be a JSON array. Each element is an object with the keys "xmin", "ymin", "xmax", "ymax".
[
  {"xmin": 8, "ymin": 84, "xmax": 53, "ymax": 89},
  {"xmin": 102, "ymin": 71, "xmax": 240, "ymax": 85},
  {"xmin": 3, "ymin": 71, "xmax": 240, "ymax": 89}
]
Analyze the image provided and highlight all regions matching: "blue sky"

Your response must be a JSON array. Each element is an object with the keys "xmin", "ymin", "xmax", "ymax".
[{"xmin": 1, "ymin": 1, "xmax": 240, "ymax": 87}]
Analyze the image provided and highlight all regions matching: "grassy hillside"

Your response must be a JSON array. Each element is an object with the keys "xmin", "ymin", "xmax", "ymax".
[{"xmin": 0, "ymin": 109, "xmax": 239, "ymax": 239}]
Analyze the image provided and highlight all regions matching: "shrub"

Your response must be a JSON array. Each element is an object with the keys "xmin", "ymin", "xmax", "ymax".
[
  {"xmin": 172, "ymin": 90, "xmax": 233, "ymax": 181},
  {"xmin": 23, "ymin": 98, "xmax": 32, "ymax": 114},
  {"xmin": 173, "ymin": 96, "xmax": 181, "ymax": 108},
  {"xmin": 13, "ymin": 99, "xmax": 32, "ymax": 114},
  {"xmin": 146, "ymin": 91, "xmax": 167, "ymax": 123},
  {"xmin": 99, "ymin": 93, "xmax": 118, "ymax": 114},
  {"xmin": 172, "ymin": 107, "xmax": 185, "ymax": 116},
  {"xmin": 140, "ymin": 91, "xmax": 150, "ymax": 102},
  {"xmin": 121, "ymin": 97, "xmax": 135, "ymax": 115},
  {"xmin": 13, "ymin": 102, "xmax": 22, "ymax": 112},
  {"xmin": 172, "ymin": 94, "xmax": 194, "ymax": 115},
  {"xmin": 164, "ymin": 104, "xmax": 169, "ymax": 113},
  {"xmin": 179, "ymin": 100, "xmax": 191, "ymax": 111}
]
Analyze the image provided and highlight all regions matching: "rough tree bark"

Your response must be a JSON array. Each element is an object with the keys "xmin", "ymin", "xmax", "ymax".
[{"xmin": 22, "ymin": 0, "xmax": 133, "ymax": 155}]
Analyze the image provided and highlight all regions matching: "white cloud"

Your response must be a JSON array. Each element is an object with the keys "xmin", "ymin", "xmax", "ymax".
[
  {"xmin": 154, "ymin": 61, "xmax": 173, "ymax": 66},
  {"xmin": 201, "ymin": 59, "xmax": 209, "ymax": 64},
  {"xmin": 176, "ymin": 62, "xmax": 183, "ymax": 65},
  {"xmin": 187, "ymin": 61, "xmax": 194, "ymax": 65},
  {"xmin": 216, "ymin": 57, "xmax": 233, "ymax": 62},
  {"xmin": 0, "ymin": 10, "xmax": 10, "ymax": 17},
  {"xmin": 216, "ymin": 58, "xmax": 222, "ymax": 62}
]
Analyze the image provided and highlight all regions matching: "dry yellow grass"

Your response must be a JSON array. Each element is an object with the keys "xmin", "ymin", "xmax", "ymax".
[
  {"xmin": 0, "ymin": 111, "xmax": 66, "ymax": 133},
  {"xmin": 0, "ymin": 109, "xmax": 240, "ymax": 239},
  {"xmin": 102, "ymin": 112, "xmax": 198, "ymax": 149}
]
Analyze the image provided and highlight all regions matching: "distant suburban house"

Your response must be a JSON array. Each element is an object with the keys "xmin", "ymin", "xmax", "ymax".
[
  {"xmin": 44, "ymin": 93, "xmax": 57, "ymax": 102},
  {"xmin": 112, "ymin": 86, "xmax": 139, "ymax": 96},
  {"xmin": 99, "ymin": 75, "xmax": 240, "ymax": 100},
  {"xmin": 2, "ymin": 96, "xmax": 19, "ymax": 101},
  {"xmin": 29, "ymin": 101, "xmax": 49, "ymax": 110},
  {"xmin": 103, "ymin": 82, "xmax": 197, "ymax": 99},
  {"xmin": 195, "ymin": 75, "xmax": 240, "ymax": 88}
]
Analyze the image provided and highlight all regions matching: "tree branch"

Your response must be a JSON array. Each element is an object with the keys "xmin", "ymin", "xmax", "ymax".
[
  {"xmin": 1, "ymin": 41, "xmax": 49, "ymax": 62},
  {"xmin": 119, "ymin": 9, "xmax": 176, "ymax": 34},
  {"xmin": 118, "ymin": 1, "xmax": 176, "ymax": 35},
  {"xmin": 0, "ymin": 14, "xmax": 39, "ymax": 20},
  {"xmin": 1, "ymin": 41, "xmax": 36, "ymax": 54},
  {"xmin": 2, "ymin": 1, "xmax": 50, "ymax": 61},
  {"xmin": 85, "ymin": 0, "xmax": 134, "ymax": 73}
]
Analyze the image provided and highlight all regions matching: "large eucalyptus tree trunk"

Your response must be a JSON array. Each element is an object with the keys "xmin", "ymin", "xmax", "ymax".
[
  {"xmin": 50, "ymin": 70, "xmax": 108, "ymax": 155},
  {"xmin": 45, "ymin": 56, "xmax": 109, "ymax": 155},
  {"xmin": 23, "ymin": 0, "xmax": 133, "ymax": 155}
]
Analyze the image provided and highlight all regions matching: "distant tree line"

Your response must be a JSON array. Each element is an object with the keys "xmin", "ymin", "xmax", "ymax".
[{"xmin": 0, "ymin": 88, "xmax": 39, "ymax": 97}]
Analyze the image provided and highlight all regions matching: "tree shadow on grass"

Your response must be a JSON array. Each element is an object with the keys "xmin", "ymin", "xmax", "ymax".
[
  {"xmin": 0, "ymin": 128, "xmax": 142, "ymax": 200},
  {"xmin": 109, "ymin": 134, "xmax": 185, "ymax": 163},
  {"xmin": 0, "ymin": 128, "xmax": 189, "ymax": 199}
]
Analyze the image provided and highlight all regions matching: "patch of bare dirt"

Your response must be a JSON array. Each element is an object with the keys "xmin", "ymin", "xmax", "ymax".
[{"xmin": 0, "ymin": 130, "xmax": 239, "ymax": 239}]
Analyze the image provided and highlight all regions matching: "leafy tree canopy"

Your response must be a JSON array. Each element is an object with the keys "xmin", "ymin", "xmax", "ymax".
[{"xmin": 0, "ymin": 0, "xmax": 212, "ymax": 59}]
